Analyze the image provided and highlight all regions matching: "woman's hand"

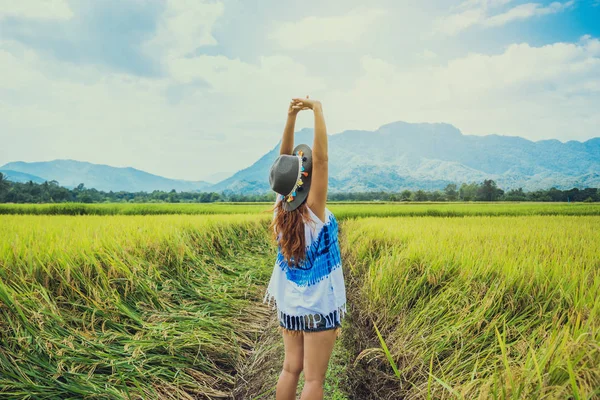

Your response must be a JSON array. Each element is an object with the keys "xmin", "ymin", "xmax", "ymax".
[
  {"xmin": 291, "ymin": 95, "xmax": 322, "ymax": 111},
  {"xmin": 288, "ymin": 99, "xmax": 310, "ymax": 116}
]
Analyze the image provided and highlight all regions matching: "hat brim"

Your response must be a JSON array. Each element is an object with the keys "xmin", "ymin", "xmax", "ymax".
[{"xmin": 281, "ymin": 144, "xmax": 312, "ymax": 212}]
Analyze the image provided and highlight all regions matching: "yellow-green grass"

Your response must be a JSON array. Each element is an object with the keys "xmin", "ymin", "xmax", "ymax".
[
  {"xmin": 2, "ymin": 206, "xmax": 600, "ymax": 399},
  {"xmin": 1, "ymin": 202, "xmax": 599, "ymax": 218},
  {"xmin": 0, "ymin": 203, "xmax": 273, "ymax": 216},
  {"xmin": 343, "ymin": 216, "xmax": 600, "ymax": 399},
  {"xmin": 0, "ymin": 214, "xmax": 273, "ymax": 399}
]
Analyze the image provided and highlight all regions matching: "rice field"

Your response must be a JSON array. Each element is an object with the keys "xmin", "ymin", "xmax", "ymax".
[
  {"xmin": 1, "ymin": 201, "xmax": 599, "ymax": 218},
  {"xmin": 342, "ymin": 216, "xmax": 600, "ymax": 399},
  {"xmin": 0, "ymin": 214, "xmax": 273, "ymax": 399},
  {"xmin": 1, "ymin": 203, "xmax": 599, "ymax": 399}
]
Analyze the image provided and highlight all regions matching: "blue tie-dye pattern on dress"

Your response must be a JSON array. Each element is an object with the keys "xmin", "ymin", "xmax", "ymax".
[{"xmin": 275, "ymin": 214, "xmax": 342, "ymax": 287}]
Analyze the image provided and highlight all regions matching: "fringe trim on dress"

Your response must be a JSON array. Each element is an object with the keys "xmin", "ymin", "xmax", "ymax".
[{"xmin": 264, "ymin": 292, "xmax": 347, "ymax": 331}]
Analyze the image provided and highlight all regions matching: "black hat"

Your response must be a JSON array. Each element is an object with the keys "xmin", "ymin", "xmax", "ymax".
[{"xmin": 269, "ymin": 144, "xmax": 313, "ymax": 211}]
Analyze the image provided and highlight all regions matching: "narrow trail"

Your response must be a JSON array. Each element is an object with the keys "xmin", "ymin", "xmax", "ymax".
[{"xmin": 232, "ymin": 310, "xmax": 282, "ymax": 399}]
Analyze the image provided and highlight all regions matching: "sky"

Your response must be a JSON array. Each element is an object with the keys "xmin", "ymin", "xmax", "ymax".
[{"xmin": 1, "ymin": 0, "xmax": 599, "ymax": 182}]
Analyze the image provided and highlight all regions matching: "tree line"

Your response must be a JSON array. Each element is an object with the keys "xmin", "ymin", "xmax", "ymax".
[{"xmin": 0, "ymin": 173, "xmax": 597, "ymax": 203}]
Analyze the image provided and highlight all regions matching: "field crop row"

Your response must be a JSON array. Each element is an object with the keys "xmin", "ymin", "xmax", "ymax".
[{"xmin": 1, "ymin": 202, "xmax": 599, "ymax": 218}]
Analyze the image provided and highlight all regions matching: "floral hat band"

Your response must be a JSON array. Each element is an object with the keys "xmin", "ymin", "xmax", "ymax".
[
  {"xmin": 283, "ymin": 150, "xmax": 309, "ymax": 203},
  {"xmin": 268, "ymin": 144, "xmax": 313, "ymax": 212}
]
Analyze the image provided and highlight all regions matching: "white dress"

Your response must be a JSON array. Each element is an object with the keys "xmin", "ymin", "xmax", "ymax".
[{"xmin": 263, "ymin": 198, "xmax": 347, "ymax": 331}]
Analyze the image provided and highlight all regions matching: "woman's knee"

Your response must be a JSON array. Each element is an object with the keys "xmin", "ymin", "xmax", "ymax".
[
  {"xmin": 283, "ymin": 359, "xmax": 303, "ymax": 376},
  {"xmin": 304, "ymin": 375, "xmax": 325, "ymax": 385},
  {"xmin": 303, "ymin": 370, "xmax": 326, "ymax": 385}
]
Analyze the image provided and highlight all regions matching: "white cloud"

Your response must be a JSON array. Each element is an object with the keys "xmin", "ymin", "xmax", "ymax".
[
  {"xmin": 1, "ymin": 1, "xmax": 598, "ymax": 183},
  {"xmin": 165, "ymin": 52, "xmax": 326, "ymax": 129},
  {"xmin": 0, "ymin": 0, "xmax": 73, "ymax": 20},
  {"xmin": 436, "ymin": 0, "xmax": 574, "ymax": 35},
  {"xmin": 326, "ymin": 36, "xmax": 600, "ymax": 142},
  {"xmin": 453, "ymin": 0, "xmax": 517, "ymax": 11},
  {"xmin": 0, "ymin": 36, "xmax": 325, "ymax": 181},
  {"xmin": 0, "ymin": 1, "xmax": 331, "ymax": 181},
  {"xmin": 270, "ymin": 8, "xmax": 385, "ymax": 50},
  {"xmin": 485, "ymin": 1, "xmax": 574, "ymax": 27},
  {"xmin": 436, "ymin": 8, "xmax": 484, "ymax": 35},
  {"xmin": 417, "ymin": 49, "xmax": 438, "ymax": 61},
  {"xmin": 169, "ymin": 54, "xmax": 323, "ymax": 92},
  {"xmin": 145, "ymin": 0, "xmax": 224, "ymax": 59}
]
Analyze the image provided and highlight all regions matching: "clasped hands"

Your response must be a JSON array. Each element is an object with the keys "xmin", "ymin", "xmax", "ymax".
[{"xmin": 288, "ymin": 95, "xmax": 322, "ymax": 116}]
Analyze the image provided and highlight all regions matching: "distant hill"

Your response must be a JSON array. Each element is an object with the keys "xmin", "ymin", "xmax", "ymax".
[
  {"xmin": 4, "ymin": 122, "xmax": 598, "ymax": 194},
  {"xmin": 0, "ymin": 160, "xmax": 212, "ymax": 193},
  {"xmin": 203, "ymin": 171, "xmax": 236, "ymax": 185},
  {"xmin": 0, "ymin": 169, "xmax": 47, "ymax": 184},
  {"xmin": 212, "ymin": 121, "xmax": 600, "ymax": 193}
]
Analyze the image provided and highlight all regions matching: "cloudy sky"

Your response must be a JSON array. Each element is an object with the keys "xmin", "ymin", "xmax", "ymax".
[{"xmin": 1, "ymin": 0, "xmax": 599, "ymax": 182}]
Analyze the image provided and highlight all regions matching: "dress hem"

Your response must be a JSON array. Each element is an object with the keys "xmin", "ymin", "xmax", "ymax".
[{"xmin": 264, "ymin": 290, "xmax": 347, "ymax": 331}]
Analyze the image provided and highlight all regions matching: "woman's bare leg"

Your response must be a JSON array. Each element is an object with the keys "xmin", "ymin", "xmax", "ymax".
[
  {"xmin": 300, "ymin": 329, "xmax": 337, "ymax": 400},
  {"xmin": 276, "ymin": 329, "xmax": 304, "ymax": 400}
]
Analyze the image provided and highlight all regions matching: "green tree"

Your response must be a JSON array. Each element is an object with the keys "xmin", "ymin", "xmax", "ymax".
[
  {"xmin": 0, "ymin": 172, "xmax": 10, "ymax": 200},
  {"xmin": 429, "ymin": 190, "xmax": 444, "ymax": 201},
  {"xmin": 167, "ymin": 189, "xmax": 179, "ymax": 203},
  {"xmin": 444, "ymin": 183, "xmax": 458, "ymax": 201},
  {"xmin": 477, "ymin": 179, "xmax": 503, "ymax": 201},
  {"xmin": 411, "ymin": 190, "xmax": 427, "ymax": 201},
  {"xmin": 79, "ymin": 193, "xmax": 93, "ymax": 203},
  {"xmin": 547, "ymin": 187, "xmax": 565, "ymax": 202},
  {"xmin": 504, "ymin": 187, "xmax": 526, "ymax": 201},
  {"xmin": 400, "ymin": 190, "xmax": 412, "ymax": 201},
  {"xmin": 459, "ymin": 182, "xmax": 479, "ymax": 201}
]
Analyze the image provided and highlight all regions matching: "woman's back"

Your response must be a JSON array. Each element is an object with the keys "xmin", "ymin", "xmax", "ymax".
[{"xmin": 265, "ymin": 198, "xmax": 346, "ymax": 331}]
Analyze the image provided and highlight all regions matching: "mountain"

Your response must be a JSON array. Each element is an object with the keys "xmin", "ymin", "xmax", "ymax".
[
  {"xmin": 0, "ymin": 169, "xmax": 47, "ymax": 184},
  {"xmin": 0, "ymin": 160, "xmax": 212, "ymax": 193},
  {"xmin": 203, "ymin": 171, "xmax": 236, "ymax": 184},
  {"xmin": 4, "ymin": 122, "xmax": 598, "ymax": 194},
  {"xmin": 213, "ymin": 121, "xmax": 600, "ymax": 193}
]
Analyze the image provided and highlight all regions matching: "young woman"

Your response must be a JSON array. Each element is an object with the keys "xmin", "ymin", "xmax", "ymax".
[{"xmin": 263, "ymin": 97, "xmax": 347, "ymax": 400}]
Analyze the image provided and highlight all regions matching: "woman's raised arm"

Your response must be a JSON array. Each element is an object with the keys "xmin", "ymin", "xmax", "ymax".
[
  {"xmin": 279, "ymin": 100, "xmax": 307, "ymax": 155},
  {"xmin": 292, "ymin": 97, "xmax": 328, "ymax": 222}
]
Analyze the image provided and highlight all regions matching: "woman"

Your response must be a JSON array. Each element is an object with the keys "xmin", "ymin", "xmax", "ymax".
[{"xmin": 263, "ymin": 97, "xmax": 347, "ymax": 400}]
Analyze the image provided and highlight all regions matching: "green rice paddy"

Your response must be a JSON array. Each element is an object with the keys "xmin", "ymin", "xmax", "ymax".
[{"xmin": 1, "ymin": 203, "xmax": 598, "ymax": 399}]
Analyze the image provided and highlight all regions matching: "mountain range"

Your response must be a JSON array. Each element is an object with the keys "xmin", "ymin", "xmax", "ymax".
[
  {"xmin": 212, "ymin": 121, "xmax": 600, "ymax": 193},
  {"xmin": 2, "ymin": 121, "xmax": 599, "ymax": 193},
  {"xmin": 0, "ymin": 160, "xmax": 211, "ymax": 192}
]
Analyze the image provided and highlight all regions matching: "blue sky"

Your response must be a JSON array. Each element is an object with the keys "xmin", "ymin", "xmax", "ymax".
[{"xmin": 1, "ymin": 0, "xmax": 599, "ymax": 181}]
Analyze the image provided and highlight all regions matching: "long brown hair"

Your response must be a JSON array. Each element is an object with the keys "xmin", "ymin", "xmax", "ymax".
[{"xmin": 270, "ymin": 199, "xmax": 312, "ymax": 266}]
